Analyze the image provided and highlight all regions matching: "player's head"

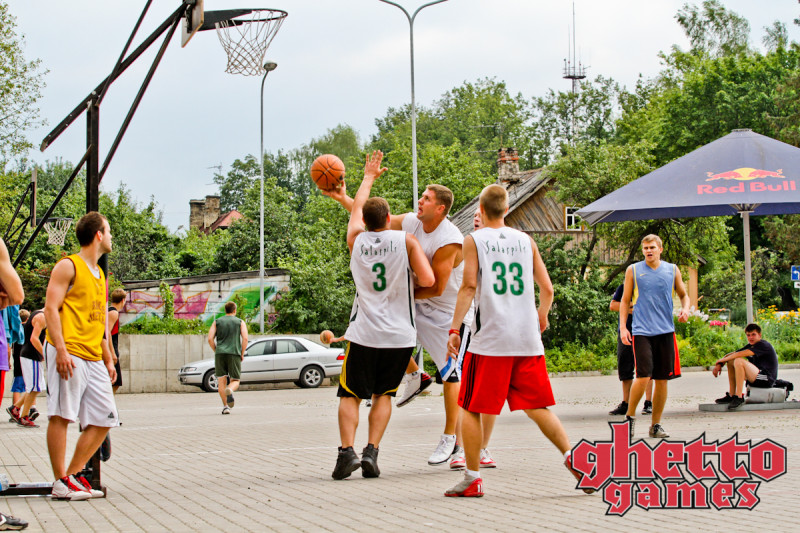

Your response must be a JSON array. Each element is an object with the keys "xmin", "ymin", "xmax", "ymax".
[
  {"xmin": 479, "ymin": 184, "xmax": 509, "ymax": 221},
  {"xmin": 111, "ymin": 289, "xmax": 127, "ymax": 306},
  {"xmin": 745, "ymin": 323, "xmax": 762, "ymax": 343},
  {"xmin": 418, "ymin": 184, "xmax": 453, "ymax": 222},
  {"xmin": 76, "ymin": 212, "xmax": 111, "ymax": 253},
  {"xmin": 640, "ymin": 234, "xmax": 663, "ymax": 262},
  {"xmin": 19, "ymin": 309, "xmax": 30, "ymax": 323},
  {"xmin": 363, "ymin": 197, "xmax": 391, "ymax": 231},
  {"xmin": 473, "ymin": 206, "xmax": 483, "ymax": 231},
  {"xmin": 224, "ymin": 301, "xmax": 237, "ymax": 314}
]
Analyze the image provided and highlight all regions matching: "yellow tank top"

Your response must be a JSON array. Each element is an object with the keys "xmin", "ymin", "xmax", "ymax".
[{"xmin": 46, "ymin": 254, "xmax": 106, "ymax": 361}]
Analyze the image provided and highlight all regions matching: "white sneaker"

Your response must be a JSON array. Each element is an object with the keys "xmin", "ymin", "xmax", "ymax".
[
  {"xmin": 74, "ymin": 475, "xmax": 105, "ymax": 498},
  {"xmin": 449, "ymin": 446, "xmax": 465, "ymax": 469},
  {"xmin": 51, "ymin": 476, "xmax": 92, "ymax": 501},
  {"xmin": 428, "ymin": 434, "xmax": 457, "ymax": 465},
  {"xmin": 479, "ymin": 448, "xmax": 497, "ymax": 468},
  {"xmin": 397, "ymin": 372, "xmax": 432, "ymax": 407}
]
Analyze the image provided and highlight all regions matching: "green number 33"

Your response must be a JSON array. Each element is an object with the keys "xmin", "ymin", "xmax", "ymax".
[{"xmin": 492, "ymin": 261, "xmax": 524, "ymax": 295}]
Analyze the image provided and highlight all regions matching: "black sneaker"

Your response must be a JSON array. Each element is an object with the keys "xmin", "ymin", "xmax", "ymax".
[
  {"xmin": 332, "ymin": 446, "xmax": 361, "ymax": 480},
  {"xmin": 361, "ymin": 444, "xmax": 380, "ymax": 478},
  {"xmin": 626, "ymin": 416, "xmax": 635, "ymax": 441},
  {"xmin": 28, "ymin": 407, "xmax": 39, "ymax": 421},
  {"xmin": 608, "ymin": 401, "xmax": 628, "ymax": 415},
  {"xmin": 715, "ymin": 392, "xmax": 733, "ymax": 404},
  {"xmin": 641, "ymin": 400, "xmax": 653, "ymax": 415},
  {"xmin": 99, "ymin": 434, "xmax": 111, "ymax": 462},
  {"xmin": 727, "ymin": 395, "xmax": 745, "ymax": 410},
  {"xmin": 0, "ymin": 511, "xmax": 29, "ymax": 530}
]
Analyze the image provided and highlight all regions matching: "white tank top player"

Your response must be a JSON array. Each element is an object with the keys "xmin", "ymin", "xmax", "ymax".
[
  {"xmin": 468, "ymin": 226, "xmax": 545, "ymax": 356},
  {"xmin": 345, "ymin": 230, "xmax": 416, "ymax": 348},
  {"xmin": 402, "ymin": 215, "xmax": 474, "ymax": 325}
]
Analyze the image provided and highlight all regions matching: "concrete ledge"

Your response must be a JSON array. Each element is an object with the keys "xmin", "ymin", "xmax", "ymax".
[{"xmin": 699, "ymin": 401, "xmax": 800, "ymax": 412}]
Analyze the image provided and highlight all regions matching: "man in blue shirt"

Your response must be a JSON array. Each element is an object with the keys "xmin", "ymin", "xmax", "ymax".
[
  {"xmin": 619, "ymin": 235, "xmax": 690, "ymax": 439},
  {"xmin": 712, "ymin": 323, "xmax": 779, "ymax": 410}
]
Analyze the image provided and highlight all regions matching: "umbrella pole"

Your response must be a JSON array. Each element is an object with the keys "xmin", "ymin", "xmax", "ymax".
[{"xmin": 741, "ymin": 210, "xmax": 754, "ymax": 324}]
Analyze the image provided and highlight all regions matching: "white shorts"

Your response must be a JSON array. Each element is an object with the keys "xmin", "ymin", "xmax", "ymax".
[
  {"xmin": 45, "ymin": 343, "xmax": 119, "ymax": 430},
  {"xmin": 20, "ymin": 358, "xmax": 45, "ymax": 393},
  {"xmin": 415, "ymin": 302, "xmax": 467, "ymax": 382}
]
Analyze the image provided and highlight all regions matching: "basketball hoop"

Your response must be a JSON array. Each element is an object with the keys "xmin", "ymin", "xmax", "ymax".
[
  {"xmin": 43, "ymin": 218, "xmax": 73, "ymax": 246},
  {"xmin": 210, "ymin": 9, "xmax": 288, "ymax": 76}
]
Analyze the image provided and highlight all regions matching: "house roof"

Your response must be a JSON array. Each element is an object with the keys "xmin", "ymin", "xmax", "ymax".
[
  {"xmin": 450, "ymin": 168, "xmax": 549, "ymax": 235},
  {"xmin": 207, "ymin": 209, "xmax": 243, "ymax": 233}
]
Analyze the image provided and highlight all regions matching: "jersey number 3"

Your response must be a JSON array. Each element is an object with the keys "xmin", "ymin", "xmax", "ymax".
[
  {"xmin": 492, "ymin": 261, "xmax": 524, "ymax": 295},
  {"xmin": 372, "ymin": 262, "xmax": 387, "ymax": 291}
]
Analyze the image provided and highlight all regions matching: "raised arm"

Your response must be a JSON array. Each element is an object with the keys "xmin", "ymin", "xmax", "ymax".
[
  {"xmin": 323, "ymin": 167, "xmax": 408, "ymax": 230},
  {"xmin": 406, "ymin": 234, "xmax": 435, "ymax": 288},
  {"xmin": 346, "ymin": 150, "xmax": 388, "ymax": 251}
]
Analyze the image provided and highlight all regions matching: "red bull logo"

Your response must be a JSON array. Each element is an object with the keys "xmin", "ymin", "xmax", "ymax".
[
  {"xmin": 705, "ymin": 167, "xmax": 784, "ymax": 181},
  {"xmin": 699, "ymin": 167, "xmax": 795, "ymax": 195}
]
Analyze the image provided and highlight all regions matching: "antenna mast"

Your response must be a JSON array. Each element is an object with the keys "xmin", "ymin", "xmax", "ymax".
[{"xmin": 562, "ymin": 2, "xmax": 587, "ymax": 144}]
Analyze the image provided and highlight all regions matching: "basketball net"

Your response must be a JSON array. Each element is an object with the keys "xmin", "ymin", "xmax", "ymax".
[
  {"xmin": 214, "ymin": 9, "xmax": 287, "ymax": 76},
  {"xmin": 43, "ymin": 218, "xmax": 72, "ymax": 246}
]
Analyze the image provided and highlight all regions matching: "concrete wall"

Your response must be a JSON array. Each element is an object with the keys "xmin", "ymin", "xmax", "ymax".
[{"xmin": 118, "ymin": 333, "xmax": 327, "ymax": 394}]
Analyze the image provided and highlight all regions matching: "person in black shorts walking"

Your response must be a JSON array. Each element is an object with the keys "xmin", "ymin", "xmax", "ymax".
[{"xmin": 207, "ymin": 302, "xmax": 248, "ymax": 414}]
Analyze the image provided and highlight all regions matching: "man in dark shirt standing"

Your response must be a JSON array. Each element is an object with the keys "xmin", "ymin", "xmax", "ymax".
[{"xmin": 712, "ymin": 323, "xmax": 779, "ymax": 410}]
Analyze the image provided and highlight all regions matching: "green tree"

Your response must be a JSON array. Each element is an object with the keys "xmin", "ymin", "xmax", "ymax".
[
  {"xmin": 675, "ymin": 0, "xmax": 751, "ymax": 58},
  {"xmin": 0, "ymin": 2, "xmax": 46, "ymax": 159}
]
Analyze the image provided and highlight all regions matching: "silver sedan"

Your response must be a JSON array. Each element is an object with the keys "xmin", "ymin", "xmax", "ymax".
[{"xmin": 178, "ymin": 336, "xmax": 344, "ymax": 392}]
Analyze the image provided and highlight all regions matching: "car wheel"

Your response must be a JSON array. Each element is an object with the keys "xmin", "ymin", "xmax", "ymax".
[
  {"xmin": 202, "ymin": 370, "xmax": 218, "ymax": 393},
  {"xmin": 298, "ymin": 365, "xmax": 324, "ymax": 388}
]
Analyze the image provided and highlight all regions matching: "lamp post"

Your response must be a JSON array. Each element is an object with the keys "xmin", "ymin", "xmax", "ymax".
[
  {"xmin": 259, "ymin": 61, "xmax": 278, "ymax": 333},
  {"xmin": 378, "ymin": 0, "xmax": 449, "ymax": 206}
]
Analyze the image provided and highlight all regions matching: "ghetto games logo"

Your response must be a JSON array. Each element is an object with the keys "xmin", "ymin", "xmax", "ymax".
[{"xmin": 570, "ymin": 421, "xmax": 787, "ymax": 516}]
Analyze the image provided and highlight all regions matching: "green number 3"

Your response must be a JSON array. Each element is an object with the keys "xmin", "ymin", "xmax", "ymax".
[
  {"xmin": 372, "ymin": 262, "xmax": 387, "ymax": 291},
  {"xmin": 492, "ymin": 261, "xmax": 524, "ymax": 295}
]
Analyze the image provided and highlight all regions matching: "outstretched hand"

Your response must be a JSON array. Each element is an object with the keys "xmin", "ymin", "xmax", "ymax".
[
  {"xmin": 320, "ymin": 180, "xmax": 347, "ymax": 202},
  {"xmin": 363, "ymin": 150, "xmax": 388, "ymax": 181}
]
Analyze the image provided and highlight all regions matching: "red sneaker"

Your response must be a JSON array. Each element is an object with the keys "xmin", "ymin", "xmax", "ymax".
[
  {"xmin": 564, "ymin": 454, "xmax": 596, "ymax": 494},
  {"xmin": 444, "ymin": 476, "xmax": 484, "ymax": 497},
  {"xmin": 17, "ymin": 415, "xmax": 38, "ymax": 428}
]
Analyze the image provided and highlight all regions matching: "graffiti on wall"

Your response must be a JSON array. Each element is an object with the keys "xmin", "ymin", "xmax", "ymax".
[{"xmin": 120, "ymin": 278, "xmax": 284, "ymax": 327}]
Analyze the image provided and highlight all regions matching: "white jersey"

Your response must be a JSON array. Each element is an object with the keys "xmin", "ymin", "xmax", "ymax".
[
  {"xmin": 468, "ymin": 226, "xmax": 545, "ymax": 356},
  {"xmin": 402, "ymin": 214, "xmax": 474, "ymax": 324},
  {"xmin": 344, "ymin": 230, "xmax": 416, "ymax": 348}
]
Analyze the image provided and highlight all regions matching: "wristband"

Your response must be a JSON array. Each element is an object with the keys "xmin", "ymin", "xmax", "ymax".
[{"xmin": 448, "ymin": 328, "xmax": 461, "ymax": 336}]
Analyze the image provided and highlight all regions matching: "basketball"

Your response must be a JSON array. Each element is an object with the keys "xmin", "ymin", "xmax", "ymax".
[
  {"xmin": 310, "ymin": 154, "xmax": 345, "ymax": 191},
  {"xmin": 320, "ymin": 330, "xmax": 334, "ymax": 344}
]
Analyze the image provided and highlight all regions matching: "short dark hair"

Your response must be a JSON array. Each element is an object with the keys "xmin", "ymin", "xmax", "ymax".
[
  {"xmin": 426, "ymin": 184, "xmax": 454, "ymax": 215},
  {"xmin": 224, "ymin": 302, "xmax": 237, "ymax": 314},
  {"xmin": 110, "ymin": 289, "xmax": 127, "ymax": 305},
  {"xmin": 745, "ymin": 323, "xmax": 762, "ymax": 334},
  {"xmin": 75, "ymin": 212, "xmax": 107, "ymax": 246},
  {"xmin": 363, "ymin": 197, "xmax": 390, "ymax": 231}
]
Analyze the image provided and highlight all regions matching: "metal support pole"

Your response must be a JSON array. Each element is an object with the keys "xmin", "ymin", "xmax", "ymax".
[
  {"xmin": 378, "ymin": 0, "xmax": 448, "ymax": 207},
  {"xmin": 259, "ymin": 62, "xmax": 278, "ymax": 334},
  {"xmin": 742, "ymin": 210, "xmax": 754, "ymax": 324}
]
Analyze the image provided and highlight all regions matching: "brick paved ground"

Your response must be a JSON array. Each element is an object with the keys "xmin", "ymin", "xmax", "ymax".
[{"xmin": 1, "ymin": 368, "xmax": 798, "ymax": 532}]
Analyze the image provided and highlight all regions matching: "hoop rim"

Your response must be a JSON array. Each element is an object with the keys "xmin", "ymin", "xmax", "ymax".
[
  {"xmin": 43, "ymin": 217, "xmax": 74, "ymax": 224},
  {"xmin": 199, "ymin": 8, "xmax": 288, "ymax": 31}
]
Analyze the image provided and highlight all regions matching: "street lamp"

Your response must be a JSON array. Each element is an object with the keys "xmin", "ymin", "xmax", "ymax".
[
  {"xmin": 378, "ymin": 0, "xmax": 449, "ymax": 206},
  {"xmin": 259, "ymin": 61, "xmax": 278, "ymax": 333}
]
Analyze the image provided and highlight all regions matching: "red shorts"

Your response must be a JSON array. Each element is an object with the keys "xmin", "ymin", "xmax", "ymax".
[{"xmin": 458, "ymin": 352, "xmax": 555, "ymax": 414}]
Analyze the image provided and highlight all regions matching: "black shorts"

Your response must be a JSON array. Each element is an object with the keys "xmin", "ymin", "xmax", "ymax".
[
  {"xmin": 632, "ymin": 332, "xmax": 681, "ymax": 380},
  {"xmin": 616, "ymin": 331, "xmax": 634, "ymax": 381},
  {"xmin": 748, "ymin": 372, "xmax": 775, "ymax": 389},
  {"xmin": 337, "ymin": 342, "xmax": 413, "ymax": 399}
]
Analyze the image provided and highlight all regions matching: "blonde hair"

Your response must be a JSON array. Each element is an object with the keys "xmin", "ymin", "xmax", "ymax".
[
  {"xmin": 641, "ymin": 234, "xmax": 663, "ymax": 248},
  {"xmin": 479, "ymin": 184, "xmax": 508, "ymax": 220}
]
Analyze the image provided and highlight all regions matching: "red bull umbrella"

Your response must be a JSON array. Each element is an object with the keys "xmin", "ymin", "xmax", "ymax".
[{"xmin": 576, "ymin": 129, "xmax": 800, "ymax": 322}]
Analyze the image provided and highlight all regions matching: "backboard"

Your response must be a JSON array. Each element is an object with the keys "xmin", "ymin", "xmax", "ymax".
[{"xmin": 181, "ymin": 0, "xmax": 205, "ymax": 47}]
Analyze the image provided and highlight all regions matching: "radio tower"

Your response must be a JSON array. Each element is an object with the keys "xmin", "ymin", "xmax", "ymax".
[{"xmin": 562, "ymin": 2, "xmax": 587, "ymax": 144}]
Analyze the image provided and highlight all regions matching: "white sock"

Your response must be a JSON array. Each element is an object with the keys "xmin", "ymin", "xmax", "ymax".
[
  {"xmin": 410, "ymin": 370, "xmax": 419, "ymax": 377},
  {"xmin": 443, "ymin": 434, "xmax": 456, "ymax": 441},
  {"xmin": 465, "ymin": 468, "xmax": 480, "ymax": 479},
  {"xmin": 563, "ymin": 450, "xmax": 571, "ymax": 461}
]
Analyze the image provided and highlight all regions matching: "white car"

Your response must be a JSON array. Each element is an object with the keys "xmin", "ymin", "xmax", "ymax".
[{"xmin": 178, "ymin": 335, "xmax": 344, "ymax": 392}]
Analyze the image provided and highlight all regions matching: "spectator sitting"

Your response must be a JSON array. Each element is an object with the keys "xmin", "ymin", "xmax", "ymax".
[{"xmin": 712, "ymin": 323, "xmax": 778, "ymax": 410}]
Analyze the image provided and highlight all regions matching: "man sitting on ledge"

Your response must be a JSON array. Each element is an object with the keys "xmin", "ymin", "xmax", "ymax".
[{"xmin": 712, "ymin": 323, "xmax": 778, "ymax": 410}]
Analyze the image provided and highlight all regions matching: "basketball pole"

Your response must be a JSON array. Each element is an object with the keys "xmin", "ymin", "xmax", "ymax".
[
  {"xmin": 260, "ymin": 62, "xmax": 278, "ymax": 334},
  {"xmin": 378, "ymin": 0, "xmax": 449, "ymax": 207}
]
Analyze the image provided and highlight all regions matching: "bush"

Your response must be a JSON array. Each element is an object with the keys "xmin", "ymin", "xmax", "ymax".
[{"xmin": 120, "ymin": 315, "xmax": 206, "ymax": 335}]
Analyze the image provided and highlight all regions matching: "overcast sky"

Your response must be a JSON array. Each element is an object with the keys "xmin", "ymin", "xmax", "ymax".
[{"xmin": 8, "ymin": 1, "xmax": 800, "ymax": 231}]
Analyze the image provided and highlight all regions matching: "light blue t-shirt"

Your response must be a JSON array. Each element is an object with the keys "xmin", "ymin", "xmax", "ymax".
[{"xmin": 631, "ymin": 261, "xmax": 676, "ymax": 336}]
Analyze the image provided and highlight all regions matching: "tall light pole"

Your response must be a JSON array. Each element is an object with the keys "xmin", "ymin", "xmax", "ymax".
[
  {"xmin": 259, "ymin": 61, "xmax": 278, "ymax": 333},
  {"xmin": 378, "ymin": 0, "xmax": 449, "ymax": 206}
]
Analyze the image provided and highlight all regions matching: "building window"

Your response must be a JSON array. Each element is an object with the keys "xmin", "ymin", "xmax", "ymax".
[{"xmin": 565, "ymin": 207, "xmax": 583, "ymax": 231}]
